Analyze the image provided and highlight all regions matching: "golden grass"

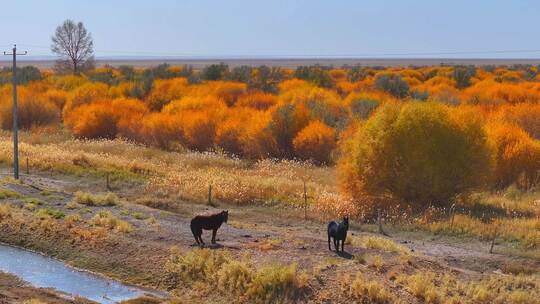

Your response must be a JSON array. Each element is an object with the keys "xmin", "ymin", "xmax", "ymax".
[
  {"xmin": 0, "ymin": 189, "xmax": 21, "ymax": 199},
  {"xmin": 0, "ymin": 203, "xmax": 12, "ymax": 219},
  {"xmin": 349, "ymin": 272, "xmax": 394, "ymax": 303},
  {"xmin": 354, "ymin": 236, "xmax": 411, "ymax": 255},
  {"xmin": 90, "ymin": 210, "xmax": 133, "ymax": 233},
  {"xmin": 165, "ymin": 247, "xmax": 308, "ymax": 303},
  {"xmin": 217, "ymin": 260, "xmax": 253, "ymax": 295},
  {"xmin": 73, "ymin": 191, "xmax": 119, "ymax": 207},
  {"xmin": 22, "ymin": 300, "xmax": 47, "ymax": 304},
  {"xmin": 429, "ymin": 214, "xmax": 540, "ymax": 249},
  {"xmin": 397, "ymin": 270, "xmax": 540, "ymax": 304},
  {"xmin": 0, "ymin": 136, "xmax": 350, "ymax": 216}
]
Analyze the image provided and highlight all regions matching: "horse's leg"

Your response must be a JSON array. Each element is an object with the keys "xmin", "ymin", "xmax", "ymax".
[
  {"xmin": 341, "ymin": 238, "xmax": 345, "ymax": 252},
  {"xmin": 211, "ymin": 229, "xmax": 217, "ymax": 244},
  {"xmin": 192, "ymin": 229, "xmax": 200, "ymax": 246},
  {"xmin": 334, "ymin": 239, "xmax": 339, "ymax": 252},
  {"xmin": 198, "ymin": 230, "xmax": 205, "ymax": 247},
  {"xmin": 328, "ymin": 235, "xmax": 332, "ymax": 251}
]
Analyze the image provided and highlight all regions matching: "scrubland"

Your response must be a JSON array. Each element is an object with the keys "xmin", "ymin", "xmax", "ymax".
[{"xmin": 0, "ymin": 63, "xmax": 539, "ymax": 303}]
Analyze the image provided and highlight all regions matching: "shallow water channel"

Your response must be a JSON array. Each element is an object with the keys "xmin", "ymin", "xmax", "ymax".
[{"xmin": 0, "ymin": 243, "xmax": 155, "ymax": 303}]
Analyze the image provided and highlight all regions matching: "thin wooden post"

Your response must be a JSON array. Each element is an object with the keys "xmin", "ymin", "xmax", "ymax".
[
  {"xmin": 303, "ymin": 180, "xmax": 308, "ymax": 220},
  {"xmin": 489, "ymin": 226, "xmax": 498, "ymax": 254},
  {"xmin": 378, "ymin": 208, "xmax": 388, "ymax": 236},
  {"xmin": 208, "ymin": 184, "xmax": 213, "ymax": 206},
  {"xmin": 25, "ymin": 157, "xmax": 29, "ymax": 175},
  {"xmin": 449, "ymin": 204, "xmax": 456, "ymax": 229}
]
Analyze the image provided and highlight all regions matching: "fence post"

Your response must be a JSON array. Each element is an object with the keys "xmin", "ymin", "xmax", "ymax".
[
  {"xmin": 25, "ymin": 157, "xmax": 29, "ymax": 175},
  {"xmin": 489, "ymin": 226, "xmax": 498, "ymax": 254},
  {"xmin": 449, "ymin": 204, "xmax": 456, "ymax": 229},
  {"xmin": 208, "ymin": 184, "xmax": 213, "ymax": 206},
  {"xmin": 303, "ymin": 180, "xmax": 308, "ymax": 220},
  {"xmin": 378, "ymin": 208, "xmax": 388, "ymax": 236}
]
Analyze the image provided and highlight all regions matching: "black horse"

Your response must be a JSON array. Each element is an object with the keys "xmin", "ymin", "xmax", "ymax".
[
  {"xmin": 190, "ymin": 210, "xmax": 228, "ymax": 247},
  {"xmin": 327, "ymin": 217, "xmax": 349, "ymax": 252}
]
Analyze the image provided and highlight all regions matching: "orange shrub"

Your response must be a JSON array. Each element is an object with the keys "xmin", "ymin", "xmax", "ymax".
[
  {"xmin": 236, "ymin": 92, "xmax": 278, "ymax": 110},
  {"xmin": 239, "ymin": 111, "xmax": 279, "ymax": 158},
  {"xmin": 464, "ymin": 80, "xmax": 540, "ymax": 106},
  {"xmin": 0, "ymin": 86, "xmax": 60, "ymax": 130},
  {"xmin": 64, "ymin": 101, "xmax": 117, "ymax": 138},
  {"xmin": 52, "ymin": 75, "xmax": 86, "ymax": 91},
  {"xmin": 495, "ymin": 103, "xmax": 540, "ymax": 140},
  {"xmin": 278, "ymin": 79, "xmax": 313, "ymax": 92},
  {"xmin": 140, "ymin": 113, "xmax": 184, "ymax": 150},
  {"xmin": 43, "ymin": 89, "xmax": 68, "ymax": 109},
  {"xmin": 267, "ymin": 102, "xmax": 310, "ymax": 158},
  {"xmin": 189, "ymin": 81, "xmax": 247, "ymax": 106},
  {"xmin": 181, "ymin": 111, "xmax": 216, "ymax": 151},
  {"xmin": 486, "ymin": 122, "xmax": 540, "ymax": 189},
  {"xmin": 279, "ymin": 86, "xmax": 346, "ymax": 128},
  {"xmin": 112, "ymin": 98, "xmax": 149, "ymax": 140},
  {"xmin": 215, "ymin": 118, "xmax": 244, "ymax": 155},
  {"xmin": 145, "ymin": 78, "xmax": 189, "ymax": 111},
  {"xmin": 64, "ymin": 82, "xmax": 110, "ymax": 117},
  {"xmin": 162, "ymin": 95, "xmax": 227, "ymax": 113},
  {"xmin": 293, "ymin": 121, "xmax": 336, "ymax": 164}
]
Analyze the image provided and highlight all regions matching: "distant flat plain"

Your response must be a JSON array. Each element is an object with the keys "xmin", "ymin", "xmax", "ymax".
[{"xmin": 2, "ymin": 57, "xmax": 540, "ymax": 68}]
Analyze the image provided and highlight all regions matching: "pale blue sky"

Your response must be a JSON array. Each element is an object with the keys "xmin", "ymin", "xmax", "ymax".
[{"xmin": 1, "ymin": 0, "xmax": 539, "ymax": 58}]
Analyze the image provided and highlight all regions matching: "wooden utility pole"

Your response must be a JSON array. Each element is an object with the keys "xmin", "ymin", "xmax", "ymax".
[{"xmin": 3, "ymin": 45, "xmax": 27, "ymax": 179}]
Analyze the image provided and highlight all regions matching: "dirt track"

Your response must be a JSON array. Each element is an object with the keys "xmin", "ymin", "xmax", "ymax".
[{"xmin": 0, "ymin": 171, "xmax": 538, "ymax": 303}]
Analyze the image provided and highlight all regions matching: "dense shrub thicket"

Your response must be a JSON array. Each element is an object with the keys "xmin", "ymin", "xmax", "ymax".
[{"xmin": 2, "ymin": 63, "xmax": 540, "ymax": 207}]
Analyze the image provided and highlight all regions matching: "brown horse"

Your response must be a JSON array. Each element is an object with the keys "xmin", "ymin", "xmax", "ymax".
[{"xmin": 190, "ymin": 210, "xmax": 228, "ymax": 247}]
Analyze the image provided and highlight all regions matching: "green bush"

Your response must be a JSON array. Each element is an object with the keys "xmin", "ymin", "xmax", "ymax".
[{"xmin": 339, "ymin": 102, "xmax": 493, "ymax": 207}]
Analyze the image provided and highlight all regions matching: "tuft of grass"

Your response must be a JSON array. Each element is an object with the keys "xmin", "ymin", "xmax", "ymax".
[
  {"xmin": 65, "ymin": 213, "xmax": 81, "ymax": 226},
  {"xmin": 369, "ymin": 255, "xmax": 384, "ymax": 272},
  {"xmin": 66, "ymin": 201, "xmax": 80, "ymax": 209},
  {"xmin": 22, "ymin": 197, "xmax": 43, "ymax": 205},
  {"xmin": 357, "ymin": 236, "xmax": 410, "ymax": 255},
  {"xmin": 90, "ymin": 210, "xmax": 133, "ymax": 233},
  {"xmin": 0, "ymin": 190, "xmax": 21, "ymax": 199},
  {"xmin": 73, "ymin": 191, "xmax": 119, "ymax": 207},
  {"xmin": 0, "ymin": 204, "xmax": 12, "ymax": 220},
  {"xmin": 165, "ymin": 248, "xmax": 308, "ymax": 303},
  {"xmin": 37, "ymin": 208, "xmax": 65, "ymax": 219},
  {"xmin": 132, "ymin": 212, "xmax": 148, "ymax": 220},
  {"xmin": 350, "ymin": 272, "xmax": 393, "ymax": 303},
  {"xmin": 165, "ymin": 248, "xmax": 231, "ymax": 286},
  {"xmin": 246, "ymin": 264, "xmax": 308, "ymax": 304},
  {"xmin": 40, "ymin": 190, "xmax": 52, "ymax": 197},
  {"xmin": 429, "ymin": 214, "xmax": 540, "ymax": 249},
  {"xmin": 217, "ymin": 260, "xmax": 254, "ymax": 296},
  {"xmin": 401, "ymin": 272, "xmax": 439, "ymax": 303}
]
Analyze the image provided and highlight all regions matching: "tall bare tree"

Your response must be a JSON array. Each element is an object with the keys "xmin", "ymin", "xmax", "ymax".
[{"xmin": 51, "ymin": 20, "xmax": 95, "ymax": 74}]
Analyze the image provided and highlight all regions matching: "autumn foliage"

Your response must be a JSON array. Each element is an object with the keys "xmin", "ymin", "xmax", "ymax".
[
  {"xmin": 4, "ymin": 63, "xmax": 540, "ymax": 207},
  {"xmin": 293, "ymin": 121, "xmax": 336, "ymax": 164},
  {"xmin": 339, "ymin": 102, "xmax": 493, "ymax": 207}
]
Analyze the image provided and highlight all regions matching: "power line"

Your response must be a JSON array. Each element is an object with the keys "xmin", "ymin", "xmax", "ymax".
[{"xmin": 10, "ymin": 43, "xmax": 540, "ymax": 58}]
